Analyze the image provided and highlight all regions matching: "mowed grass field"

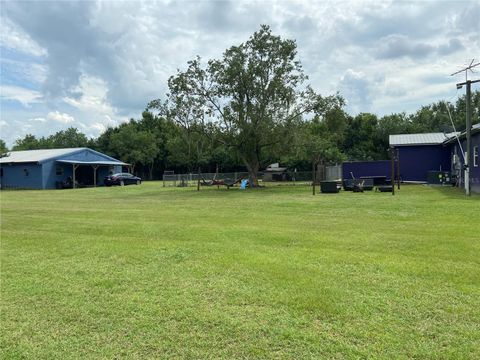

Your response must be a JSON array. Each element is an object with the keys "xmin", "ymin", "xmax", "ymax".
[{"xmin": 1, "ymin": 183, "xmax": 479, "ymax": 359}]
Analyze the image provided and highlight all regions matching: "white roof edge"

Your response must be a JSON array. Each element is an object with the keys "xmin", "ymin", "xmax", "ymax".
[
  {"xmin": 57, "ymin": 160, "xmax": 129, "ymax": 166},
  {"xmin": 0, "ymin": 148, "xmax": 124, "ymax": 164}
]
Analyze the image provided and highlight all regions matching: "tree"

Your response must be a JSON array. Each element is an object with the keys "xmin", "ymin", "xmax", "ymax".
[
  {"xmin": 48, "ymin": 127, "xmax": 88, "ymax": 148},
  {"xmin": 137, "ymin": 112, "xmax": 168, "ymax": 175},
  {"xmin": 284, "ymin": 112, "xmax": 346, "ymax": 171},
  {"xmin": 343, "ymin": 113, "xmax": 380, "ymax": 160},
  {"xmin": 12, "ymin": 128, "xmax": 89, "ymax": 151},
  {"xmin": 12, "ymin": 134, "xmax": 42, "ymax": 150},
  {"xmin": 0, "ymin": 139, "xmax": 8, "ymax": 155},
  {"xmin": 149, "ymin": 25, "xmax": 341, "ymax": 186},
  {"xmin": 109, "ymin": 122, "xmax": 159, "ymax": 175}
]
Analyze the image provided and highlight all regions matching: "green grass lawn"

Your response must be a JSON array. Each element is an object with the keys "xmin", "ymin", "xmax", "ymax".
[{"xmin": 1, "ymin": 183, "xmax": 479, "ymax": 359}]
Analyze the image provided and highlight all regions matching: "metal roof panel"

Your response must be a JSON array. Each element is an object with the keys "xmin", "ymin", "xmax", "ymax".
[
  {"xmin": 389, "ymin": 133, "xmax": 457, "ymax": 146},
  {"xmin": 0, "ymin": 148, "xmax": 85, "ymax": 163},
  {"xmin": 0, "ymin": 148, "xmax": 124, "ymax": 165}
]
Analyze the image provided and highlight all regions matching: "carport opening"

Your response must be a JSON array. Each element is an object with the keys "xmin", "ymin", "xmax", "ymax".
[
  {"xmin": 74, "ymin": 165, "xmax": 97, "ymax": 186},
  {"xmin": 57, "ymin": 160, "xmax": 129, "ymax": 189}
]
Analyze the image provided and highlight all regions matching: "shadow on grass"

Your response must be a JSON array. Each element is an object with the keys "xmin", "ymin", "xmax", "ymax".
[{"xmin": 425, "ymin": 184, "xmax": 480, "ymax": 200}]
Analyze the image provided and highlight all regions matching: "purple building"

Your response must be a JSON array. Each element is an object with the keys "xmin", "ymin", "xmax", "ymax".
[
  {"xmin": 389, "ymin": 124, "xmax": 480, "ymax": 193},
  {"xmin": 342, "ymin": 160, "xmax": 393, "ymax": 181},
  {"xmin": 444, "ymin": 123, "xmax": 480, "ymax": 193},
  {"xmin": 389, "ymin": 133, "xmax": 455, "ymax": 182}
]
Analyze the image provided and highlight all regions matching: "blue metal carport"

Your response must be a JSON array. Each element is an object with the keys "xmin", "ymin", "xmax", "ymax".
[{"xmin": 0, "ymin": 148, "xmax": 128, "ymax": 189}]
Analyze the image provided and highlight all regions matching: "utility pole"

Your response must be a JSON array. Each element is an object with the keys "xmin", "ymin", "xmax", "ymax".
[{"xmin": 451, "ymin": 59, "xmax": 480, "ymax": 196}]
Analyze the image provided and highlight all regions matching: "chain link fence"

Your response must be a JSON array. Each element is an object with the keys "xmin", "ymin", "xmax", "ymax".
[
  {"xmin": 162, "ymin": 171, "xmax": 322, "ymax": 187},
  {"xmin": 162, "ymin": 164, "xmax": 343, "ymax": 188}
]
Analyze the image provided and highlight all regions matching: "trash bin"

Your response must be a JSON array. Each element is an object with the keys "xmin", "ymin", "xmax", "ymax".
[{"xmin": 321, "ymin": 181, "xmax": 340, "ymax": 193}]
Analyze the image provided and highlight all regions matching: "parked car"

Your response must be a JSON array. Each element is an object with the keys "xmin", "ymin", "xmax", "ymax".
[{"xmin": 104, "ymin": 173, "xmax": 142, "ymax": 186}]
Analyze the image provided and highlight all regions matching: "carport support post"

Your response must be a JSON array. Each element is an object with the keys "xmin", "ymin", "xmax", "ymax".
[
  {"xmin": 72, "ymin": 164, "xmax": 79, "ymax": 189},
  {"xmin": 92, "ymin": 165, "xmax": 99, "ymax": 187}
]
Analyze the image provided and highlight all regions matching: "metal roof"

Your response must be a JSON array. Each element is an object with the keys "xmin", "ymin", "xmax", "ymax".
[
  {"xmin": 443, "ymin": 123, "xmax": 480, "ymax": 144},
  {"xmin": 389, "ymin": 132, "xmax": 457, "ymax": 146},
  {"xmin": 57, "ymin": 160, "xmax": 129, "ymax": 166},
  {"xmin": 0, "ymin": 148, "xmax": 125, "ymax": 165},
  {"xmin": 0, "ymin": 148, "xmax": 85, "ymax": 163}
]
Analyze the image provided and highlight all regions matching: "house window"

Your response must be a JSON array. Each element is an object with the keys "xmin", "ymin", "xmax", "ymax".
[
  {"xmin": 56, "ymin": 165, "xmax": 64, "ymax": 176},
  {"xmin": 24, "ymin": 168, "xmax": 29, "ymax": 176},
  {"xmin": 474, "ymin": 146, "xmax": 479, "ymax": 167}
]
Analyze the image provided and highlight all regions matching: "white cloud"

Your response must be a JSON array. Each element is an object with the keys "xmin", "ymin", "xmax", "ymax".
[
  {"xmin": 62, "ymin": 73, "xmax": 121, "ymax": 134},
  {"xmin": 0, "ymin": 18, "xmax": 47, "ymax": 57},
  {"xmin": 47, "ymin": 111, "xmax": 75, "ymax": 124},
  {"xmin": 0, "ymin": 0, "xmax": 479, "ymax": 145},
  {"xmin": 1, "ymin": 58, "xmax": 47, "ymax": 85},
  {"xmin": 28, "ymin": 117, "xmax": 46, "ymax": 122},
  {"xmin": 1, "ymin": 85, "xmax": 42, "ymax": 106},
  {"xmin": 62, "ymin": 74, "xmax": 115, "ymax": 115}
]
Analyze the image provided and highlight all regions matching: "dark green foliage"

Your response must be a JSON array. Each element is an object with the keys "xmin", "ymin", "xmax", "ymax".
[
  {"xmin": 109, "ymin": 123, "xmax": 158, "ymax": 174},
  {"xmin": 148, "ymin": 25, "xmax": 341, "ymax": 185},
  {"xmin": 0, "ymin": 139, "xmax": 8, "ymax": 155},
  {"xmin": 11, "ymin": 128, "xmax": 88, "ymax": 151}
]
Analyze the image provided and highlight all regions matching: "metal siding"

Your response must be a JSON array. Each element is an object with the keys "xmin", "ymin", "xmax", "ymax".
[
  {"xmin": 0, "ymin": 163, "xmax": 43, "ymax": 189},
  {"xmin": 342, "ymin": 161, "xmax": 393, "ymax": 180},
  {"xmin": 0, "ymin": 149, "xmax": 126, "ymax": 190},
  {"xmin": 43, "ymin": 161, "xmax": 73, "ymax": 189},
  {"xmin": 454, "ymin": 132, "xmax": 480, "ymax": 193},
  {"xmin": 396, "ymin": 145, "xmax": 450, "ymax": 182},
  {"xmin": 472, "ymin": 133, "xmax": 480, "ymax": 193},
  {"xmin": 59, "ymin": 149, "xmax": 122, "ymax": 163}
]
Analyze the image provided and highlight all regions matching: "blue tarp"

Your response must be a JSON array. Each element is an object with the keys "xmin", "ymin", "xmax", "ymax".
[{"xmin": 240, "ymin": 179, "xmax": 249, "ymax": 189}]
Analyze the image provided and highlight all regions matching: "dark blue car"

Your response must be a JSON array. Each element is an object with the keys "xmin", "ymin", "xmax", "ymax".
[{"xmin": 104, "ymin": 173, "xmax": 141, "ymax": 186}]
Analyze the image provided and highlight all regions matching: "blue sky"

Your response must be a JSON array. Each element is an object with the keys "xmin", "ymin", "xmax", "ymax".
[{"xmin": 1, "ymin": 0, "xmax": 479, "ymax": 147}]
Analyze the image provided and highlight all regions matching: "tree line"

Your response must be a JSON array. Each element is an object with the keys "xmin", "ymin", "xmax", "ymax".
[{"xmin": 2, "ymin": 26, "xmax": 479, "ymax": 183}]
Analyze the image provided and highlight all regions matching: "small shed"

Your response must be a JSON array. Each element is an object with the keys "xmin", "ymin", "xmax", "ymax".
[
  {"xmin": 0, "ymin": 148, "xmax": 128, "ymax": 189},
  {"xmin": 263, "ymin": 163, "xmax": 289, "ymax": 181}
]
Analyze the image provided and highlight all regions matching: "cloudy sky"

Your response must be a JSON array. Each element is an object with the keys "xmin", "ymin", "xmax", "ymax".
[{"xmin": 1, "ymin": 0, "xmax": 479, "ymax": 147}]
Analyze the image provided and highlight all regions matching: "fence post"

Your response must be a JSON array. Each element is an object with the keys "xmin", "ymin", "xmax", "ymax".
[
  {"xmin": 312, "ymin": 162, "xmax": 316, "ymax": 195},
  {"xmin": 197, "ymin": 167, "xmax": 200, "ymax": 191}
]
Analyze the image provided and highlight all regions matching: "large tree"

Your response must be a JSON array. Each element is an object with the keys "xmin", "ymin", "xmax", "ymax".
[
  {"xmin": 109, "ymin": 121, "xmax": 159, "ymax": 175},
  {"xmin": 12, "ymin": 134, "xmax": 42, "ymax": 150},
  {"xmin": 48, "ymin": 127, "xmax": 88, "ymax": 148},
  {"xmin": 149, "ymin": 25, "xmax": 341, "ymax": 186}
]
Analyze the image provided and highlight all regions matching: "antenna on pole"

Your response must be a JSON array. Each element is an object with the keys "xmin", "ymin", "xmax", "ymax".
[
  {"xmin": 451, "ymin": 59, "xmax": 480, "ymax": 196},
  {"xmin": 451, "ymin": 58, "xmax": 480, "ymax": 83}
]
